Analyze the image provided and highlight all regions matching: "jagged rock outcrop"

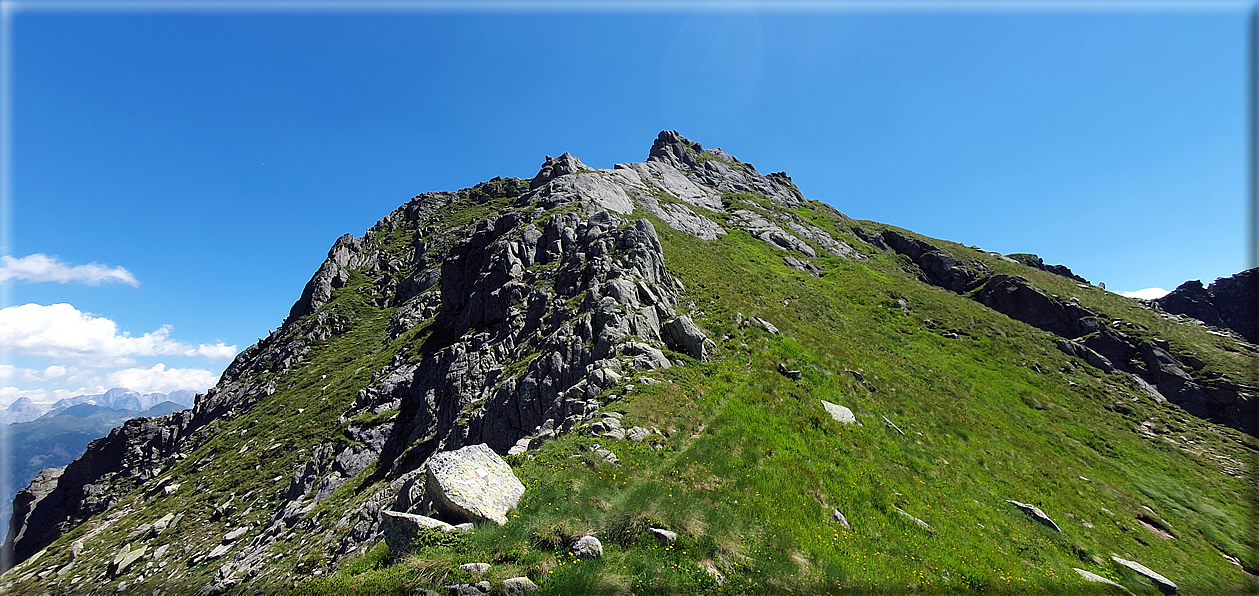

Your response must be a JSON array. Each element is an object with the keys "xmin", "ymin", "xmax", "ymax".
[
  {"xmin": 878, "ymin": 230, "xmax": 982, "ymax": 293},
  {"xmin": 973, "ymin": 275, "xmax": 1100, "ymax": 339},
  {"xmin": 4, "ymin": 410, "xmax": 194, "ymax": 567},
  {"xmin": 1155, "ymin": 268, "xmax": 1258, "ymax": 343},
  {"xmin": 4, "ymin": 466, "xmax": 64, "ymax": 554},
  {"xmin": 1007, "ymin": 253, "xmax": 1090, "ymax": 284}
]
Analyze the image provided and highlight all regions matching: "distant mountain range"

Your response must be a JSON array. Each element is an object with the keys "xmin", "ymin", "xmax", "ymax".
[
  {"xmin": 1, "ymin": 388, "xmax": 196, "ymax": 424},
  {"xmin": 1, "ymin": 389, "xmax": 196, "ymax": 526}
]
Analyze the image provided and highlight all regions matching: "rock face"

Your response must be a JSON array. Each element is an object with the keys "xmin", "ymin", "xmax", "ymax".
[
  {"xmin": 424, "ymin": 444, "xmax": 525, "ymax": 526},
  {"xmin": 1007, "ymin": 253, "xmax": 1090, "ymax": 284},
  {"xmin": 4, "ymin": 466, "xmax": 64, "ymax": 553},
  {"xmin": 1156, "ymin": 268, "xmax": 1258, "ymax": 343}
]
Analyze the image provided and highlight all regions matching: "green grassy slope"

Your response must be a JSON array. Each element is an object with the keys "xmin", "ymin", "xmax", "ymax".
[{"xmin": 300, "ymin": 202, "xmax": 1257, "ymax": 594}]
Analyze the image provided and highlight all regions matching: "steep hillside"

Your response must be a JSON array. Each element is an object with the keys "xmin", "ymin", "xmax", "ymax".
[{"xmin": 2, "ymin": 132, "xmax": 1255, "ymax": 595}]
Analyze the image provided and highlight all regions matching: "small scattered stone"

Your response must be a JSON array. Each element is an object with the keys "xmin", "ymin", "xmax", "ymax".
[
  {"xmin": 151, "ymin": 513, "xmax": 175, "ymax": 535},
  {"xmin": 626, "ymin": 427, "xmax": 651, "ymax": 442},
  {"xmin": 700, "ymin": 562, "xmax": 725, "ymax": 585},
  {"xmin": 125, "ymin": 524, "xmax": 152, "ymax": 542},
  {"xmin": 507, "ymin": 437, "xmax": 531, "ymax": 456},
  {"xmin": 572, "ymin": 535, "xmax": 603, "ymax": 559},
  {"xmin": 1112, "ymin": 555, "xmax": 1177, "ymax": 593},
  {"xmin": 649, "ymin": 528, "xmax": 677, "ymax": 544},
  {"xmin": 1075, "ymin": 568, "xmax": 1133, "ymax": 594},
  {"xmin": 503, "ymin": 577, "xmax": 538, "ymax": 594},
  {"xmin": 832, "ymin": 508, "xmax": 851, "ymax": 529},
  {"xmin": 894, "ymin": 506, "xmax": 933, "ymax": 533},
  {"xmin": 1006, "ymin": 499, "xmax": 1063, "ymax": 533},
  {"xmin": 109, "ymin": 544, "xmax": 146, "ymax": 578},
  {"xmin": 224, "ymin": 527, "xmax": 249, "ymax": 542},
  {"xmin": 820, "ymin": 400, "xmax": 860, "ymax": 425},
  {"xmin": 459, "ymin": 563, "xmax": 491, "ymax": 575}
]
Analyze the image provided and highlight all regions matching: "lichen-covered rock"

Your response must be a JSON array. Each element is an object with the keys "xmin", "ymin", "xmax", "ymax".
[
  {"xmin": 425, "ymin": 444, "xmax": 525, "ymax": 526},
  {"xmin": 459, "ymin": 562, "xmax": 491, "ymax": 575},
  {"xmin": 572, "ymin": 535, "xmax": 603, "ymax": 559},
  {"xmin": 503, "ymin": 576, "xmax": 538, "ymax": 594}
]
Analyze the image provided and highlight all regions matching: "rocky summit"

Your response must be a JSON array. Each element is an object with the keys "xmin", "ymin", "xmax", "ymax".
[{"xmin": 3, "ymin": 132, "xmax": 1256, "ymax": 594}]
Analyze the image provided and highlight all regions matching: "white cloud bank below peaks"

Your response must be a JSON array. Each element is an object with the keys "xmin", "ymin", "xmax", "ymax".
[
  {"xmin": 1122, "ymin": 288, "xmax": 1170, "ymax": 300},
  {"xmin": 0, "ymin": 303, "xmax": 237, "ymax": 365},
  {"xmin": 0, "ymin": 253, "xmax": 139, "ymax": 286},
  {"xmin": 105, "ymin": 363, "xmax": 218, "ymax": 394}
]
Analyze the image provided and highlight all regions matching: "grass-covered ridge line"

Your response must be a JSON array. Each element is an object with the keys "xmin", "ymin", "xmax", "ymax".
[{"xmin": 297, "ymin": 208, "xmax": 1256, "ymax": 594}]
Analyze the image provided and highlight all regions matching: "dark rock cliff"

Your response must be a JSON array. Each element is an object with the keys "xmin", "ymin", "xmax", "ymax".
[{"xmin": 1156, "ymin": 268, "xmax": 1258, "ymax": 344}]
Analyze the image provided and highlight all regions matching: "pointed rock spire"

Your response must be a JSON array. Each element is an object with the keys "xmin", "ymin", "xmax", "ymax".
[
  {"xmin": 530, "ymin": 152, "xmax": 590, "ymax": 189},
  {"xmin": 648, "ymin": 130, "xmax": 704, "ymax": 166}
]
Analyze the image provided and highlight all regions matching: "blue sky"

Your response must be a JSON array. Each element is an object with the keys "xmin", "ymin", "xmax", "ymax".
[{"xmin": 0, "ymin": 1, "xmax": 1252, "ymax": 405}]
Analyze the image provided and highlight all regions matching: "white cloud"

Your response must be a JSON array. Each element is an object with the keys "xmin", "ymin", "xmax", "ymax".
[
  {"xmin": 1122, "ymin": 287, "xmax": 1170, "ymax": 300},
  {"xmin": 0, "ymin": 253, "xmax": 139, "ymax": 286},
  {"xmin": 0, "ymin": 364, "xmax": 66, "ymax": 382},
  {"xmin": 0, "ymin": 303, "xmax": 237, "ymax": 365},
  {"xmin": 105, "ymin": 363, "xmax": 217, "ymax": 394}
]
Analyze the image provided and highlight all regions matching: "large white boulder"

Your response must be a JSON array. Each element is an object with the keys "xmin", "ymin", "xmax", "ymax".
[{"xmin": 425, "ymin": 444, "xmax": 525, "ymax": 526}]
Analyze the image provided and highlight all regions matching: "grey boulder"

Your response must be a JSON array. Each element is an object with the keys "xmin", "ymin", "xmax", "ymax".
[
  {"xmin": 572, "ymin": 535, "xmax": 603, "ymax": 559},
  {"xmin": 663, "ymin": 315, "xmax": 716, "ymax": 361},
  {"xmin": 426, "ymin": 444, "xmax": 526, "ymax": 526},
  {"xmin": 649, "ymin": 527, "xmax": 677, "ymax": 544},
  {"xmin": 503, "ymin": 577, "xmax": 538, "ymax": 594},
  {"xmin": 381, "ymin": 510, "xmax": 467, "ymax": 555}
]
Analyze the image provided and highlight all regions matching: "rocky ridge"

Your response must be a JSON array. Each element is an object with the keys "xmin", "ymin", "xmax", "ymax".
[{"xmin": 2, "ymin": 131, "xmax": 1255, "ymax": 594}]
